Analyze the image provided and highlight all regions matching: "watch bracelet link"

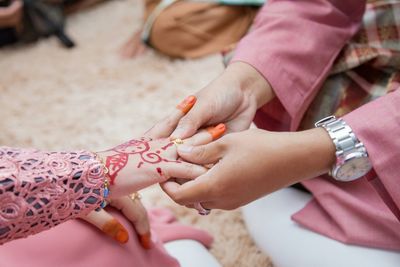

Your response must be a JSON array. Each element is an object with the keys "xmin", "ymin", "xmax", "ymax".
[
  {"xmin": 319, "ymin": 118, "xmax": 364, "ymax": 157},
  {"xmin": 315, "ymin": 116, "xmax": 371, "ymax": 181}
]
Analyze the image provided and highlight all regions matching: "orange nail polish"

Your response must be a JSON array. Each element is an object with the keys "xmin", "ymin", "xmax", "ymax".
[
  {"xmin": 207, "ymin": 123, "xmax": 226, "ymax": 140},
  {"xmin": 103, "ymin": 219, "xmax": 129, "ymax": 244},
  {"xmin": 176, "ymin": 95, "xmax": 196, "ymax": 114},
  {"xmin": 140, "ymin": 232, "xmax": 152, "ymax": 250},
  {"xmin": 116, "ymin": 229, "xmax": 129, "ymax": 244}
]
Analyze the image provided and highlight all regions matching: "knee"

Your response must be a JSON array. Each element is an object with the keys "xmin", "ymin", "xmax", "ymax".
[{"xmin": 148, "ymin": 8, "xmax": 193, "ymax": 58}]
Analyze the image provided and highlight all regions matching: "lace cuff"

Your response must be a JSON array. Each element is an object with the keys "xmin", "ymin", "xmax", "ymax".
[{"xmin": 0, "ymin": 147, "xmax": 106, "ymax": 245}]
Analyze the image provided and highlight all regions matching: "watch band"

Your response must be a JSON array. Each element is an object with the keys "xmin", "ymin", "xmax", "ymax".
[
  {"xmin": 315, "ymin": 116, "xmax": 362, "ymax": 157},
  {"xmin": 315, "ymin": 115, "xmax": 371, "ymax": 181}
]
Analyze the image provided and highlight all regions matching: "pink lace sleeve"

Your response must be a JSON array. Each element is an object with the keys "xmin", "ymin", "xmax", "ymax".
[{"xmin": 0, "ymin": 147, "xmax": 106, "ymax": 245}]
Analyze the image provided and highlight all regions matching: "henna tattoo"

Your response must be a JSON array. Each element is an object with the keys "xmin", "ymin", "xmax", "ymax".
[
  {"xmin": 161, "ymin": 142, "xmax": 174, "ymax": 151},
  {"xmin": 104, "ymin": 138, "xmax": 178, "ymax": 185}
]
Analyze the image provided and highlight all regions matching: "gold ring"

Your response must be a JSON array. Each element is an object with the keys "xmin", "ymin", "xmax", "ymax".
[
  {"xmin": 130, "ymin": 192, "xmax": 142, "ymax": 201},
  {"xmin": 172, "ymin": 138, "xmax": 184, "ymax": 146}
]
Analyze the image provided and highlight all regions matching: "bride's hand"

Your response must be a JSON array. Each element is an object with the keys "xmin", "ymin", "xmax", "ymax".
[
  {"xmin": 80, "ymin": 136, "xmax": 208, "ymax": 247},
  {"xmin": 82, "ymin": 194, "xmax": 152, "ymax": 248},
  {"xmin": 81, "ymin": 94, "xmax": 226, "ymax": 247}
]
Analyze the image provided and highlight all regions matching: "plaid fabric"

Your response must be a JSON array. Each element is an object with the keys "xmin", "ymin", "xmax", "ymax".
[{"xmin": 300, "ymin": 0, "xmax": 400, "ymax": 129}]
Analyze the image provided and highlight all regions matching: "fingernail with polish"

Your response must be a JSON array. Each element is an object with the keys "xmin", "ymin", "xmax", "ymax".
[
  {"xmin": 140, "ymin": 232, "xmax": 152, "ymax": 250},
  {"xmin": 178, "ymin": 145, "xmax": 193, "ymax": 153},
  {"xmin": 176, "ymin": 95, "xmax": 196, "ymax": 114},
  {"xmin": 103, "ymin": 219, "xmax": 129, "ymax": 244},
  {"xmin": 207, "ymin": 123, "xmax": 226, "ymax": 140}
]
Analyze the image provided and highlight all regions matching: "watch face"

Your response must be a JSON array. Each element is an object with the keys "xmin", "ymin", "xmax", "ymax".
[{"xmin": 336, "ymin": 155, "xmax": 372, "ymax": 182}]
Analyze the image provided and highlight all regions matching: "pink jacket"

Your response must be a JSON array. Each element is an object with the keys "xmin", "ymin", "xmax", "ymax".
[{"xmin": 233, "ymin": 0, "xmax": 400, "ymax": 250}]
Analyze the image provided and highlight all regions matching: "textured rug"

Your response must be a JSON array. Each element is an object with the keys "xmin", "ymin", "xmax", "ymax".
[{"xmin": 0, "ymin": 1, "xmax": 272, "ymax": 266}]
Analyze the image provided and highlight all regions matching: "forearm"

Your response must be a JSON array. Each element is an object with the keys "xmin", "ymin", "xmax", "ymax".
[
  {"xmin": 0, "ymin": 147, "xmax": 106, "ymax": 245},
  {"xmin": 292, "ymin": 128, "xmax": 336, "ymax": 182},
  {"xmin": 257, "ymin": 128, "xmax": 336, "ymax": 188}
]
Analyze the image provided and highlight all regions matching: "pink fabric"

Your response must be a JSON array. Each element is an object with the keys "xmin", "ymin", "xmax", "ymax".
[
  {"xmin": 149, "ymin": 208, "xmax": 213, "ymax": 246},
  {"xmin": 0, "ymin": 207, "xmax": 213, "ymax": 267},
  {"xmin": 233, "ymin": 0, "xmax": 400, "ymax": 251},
  {"xmin": 0, "ymin": 147, "xmax": 105, "ymax": 245},
  {"xmin": 233, "ymin": 0, "xmax": 366, "ymax": 130}
]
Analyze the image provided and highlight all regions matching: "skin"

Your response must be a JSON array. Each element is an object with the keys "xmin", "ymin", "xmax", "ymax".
[
  {"xmin": 81, "ymin": 96, "xmax": 226, "ymax": 247},
  {"xmin": 163, "ymin": 128, "xmax": 335, "ymax": 210},
  {"xmin": 147, "ymin": 62, "xmax": 337, "ymax": 211},
  {"xmin": 119, "ymin": 30, "xmax": 148, "ymax": 59}
]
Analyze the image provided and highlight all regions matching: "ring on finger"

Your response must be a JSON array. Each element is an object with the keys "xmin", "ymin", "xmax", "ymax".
[
  {"xmin": 172, "ymin": 138, "xmax": 184, "ymax": 146},
  {"xmin": 194, "ymin": 202, "xmax": 211, "ymax": 216}
]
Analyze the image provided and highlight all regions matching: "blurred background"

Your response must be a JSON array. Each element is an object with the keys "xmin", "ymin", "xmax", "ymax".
[{"xmin": 0, "ymin": 0, "xmax": 271, "ymax": 265}]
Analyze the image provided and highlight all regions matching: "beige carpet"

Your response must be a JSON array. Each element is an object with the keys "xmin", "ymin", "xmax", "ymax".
[{"xmin": 0, "ymin": 1, "xmax": 272, "ymax": 266}]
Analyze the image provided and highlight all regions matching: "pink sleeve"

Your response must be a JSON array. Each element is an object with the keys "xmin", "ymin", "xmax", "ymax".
[
  {"xmin": 343, "ymin": 89, "xmax": 400, "ymax": 215},
  {"xmin": 232, "ymin": 0, "xmax": 366, "ymax": 129},
  {"xmin": 0, "ymin": 147, "xmax": 106, "ymax": 245}
]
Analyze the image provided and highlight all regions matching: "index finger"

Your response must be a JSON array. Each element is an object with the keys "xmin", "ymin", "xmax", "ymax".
[{"xmin": 144, "ymin": 95, "xmax": 196, "ymax": 139}]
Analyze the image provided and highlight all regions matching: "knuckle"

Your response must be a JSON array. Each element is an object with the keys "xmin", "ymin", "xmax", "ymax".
[{"xmin": 194, "ymin": 146, "xmax": 206, "ymax": 159}]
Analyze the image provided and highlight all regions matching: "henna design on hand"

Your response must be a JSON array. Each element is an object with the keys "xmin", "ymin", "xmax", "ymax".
[{"xmin": 105, "ymin": 137, "xmax": 178, "ymax": 185}]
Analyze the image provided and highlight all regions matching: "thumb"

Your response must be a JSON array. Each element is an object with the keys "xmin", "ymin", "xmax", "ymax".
[
  {"xmin": 171, "ymin": 99, "xmax": 212, "ymax": 140},
  {"xmin": 177, "ymin": 141, "xmax": 223, "ymax": 165},
  {"xmin": 82, "ymin": 209, "xmax": 129, "ymax": 244}
]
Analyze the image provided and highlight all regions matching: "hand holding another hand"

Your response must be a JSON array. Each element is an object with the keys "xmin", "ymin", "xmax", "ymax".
[
  {"xmin": 162, "ymin": 128, "xmax": 335, "ymax": 211},
  {"xmin": 81, "ymin": 95, "xmax": 227, "ymax": 247}
]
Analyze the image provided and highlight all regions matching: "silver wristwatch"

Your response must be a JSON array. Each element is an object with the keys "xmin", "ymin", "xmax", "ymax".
[{"xmin": 315, "ymin": 116, "xmax": 372, "ymax": 182}]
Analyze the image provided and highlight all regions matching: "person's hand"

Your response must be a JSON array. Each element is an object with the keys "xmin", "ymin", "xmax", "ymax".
[
  {"xmin": 0, "ymin": 0, "xmax": 23, "ymax": 28},
  {"xmin": 145, "ymin": 62, "xmax": 275, "ymax": 140},
  {"xmin": 81, "ymin": 119, "xmax": 226, "ymax": 246},
  {"xmin": 161, "ymin": 128, "xmax": 335, "ymax": 210},
  {"xmin": 80, "ymin": 136, "xmax": 207, "ymax": 247},
  {"xmin": 119, "ymin": 30, "xmax": 148, "ymax": 59},
  {"xmin": 81, "ymin": 194, "xmax": 152, "ymax": 248}
]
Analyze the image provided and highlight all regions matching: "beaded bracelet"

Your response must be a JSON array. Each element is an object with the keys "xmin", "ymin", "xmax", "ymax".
[{"xmin": 94, "ymin": 153, "xmax": 110, "ymax": 210}]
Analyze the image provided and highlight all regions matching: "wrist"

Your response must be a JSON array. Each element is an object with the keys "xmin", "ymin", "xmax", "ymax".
[
  {"xmin": 226, "ymin": 61, "xmax": 275, "ymax": 108},
  {"xmin": 296, "ymin": 128, "xmax": 336, "ymax": 180}
]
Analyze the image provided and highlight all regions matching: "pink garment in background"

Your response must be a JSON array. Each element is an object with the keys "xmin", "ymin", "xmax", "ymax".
[
  {"xmin": 0, "ymin": 207, "xmax": 213, "ymax": 267},
  {"xmin": 232, "ymin": 0, "xmax": 400, "ymax": 251}
]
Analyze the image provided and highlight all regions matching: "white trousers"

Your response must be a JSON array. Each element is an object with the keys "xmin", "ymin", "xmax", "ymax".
[
  {"xmin": 242, "ymin": 188, "xmax": 400, "ymax": 267},
  {"xmin": 165, "ymin": 239, "xmax": 221, "ymax": 267}
]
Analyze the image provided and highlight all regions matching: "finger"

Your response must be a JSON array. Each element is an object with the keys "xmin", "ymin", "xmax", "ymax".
[
  {"xmin": 160, "ymin": 176, "xmax": 211, "ymax": 206},
  {"xmin": 177, "ymin": 141, "xmax": 224, "ymax": 165},
  {"xmin": 83, "ymin": 209, "xmax": 129, "ymax": 244},
  {"xmin": 170, "ymin": 97, "xmax": 212, "ymax": 140},
  {"xmin": 144, "ymin": 95, "xmax": 197, "ymax": 139},
  {"xmin": 160, "ymin": 161, "xmax": 208, "ymax": 182},
  {"xmin": 184, "ymin": 123, "xmax": 226, "ymax": 146},
  {"xmin": 111, "ymin": 196, "xmax": 152, "ymax": 249}
]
